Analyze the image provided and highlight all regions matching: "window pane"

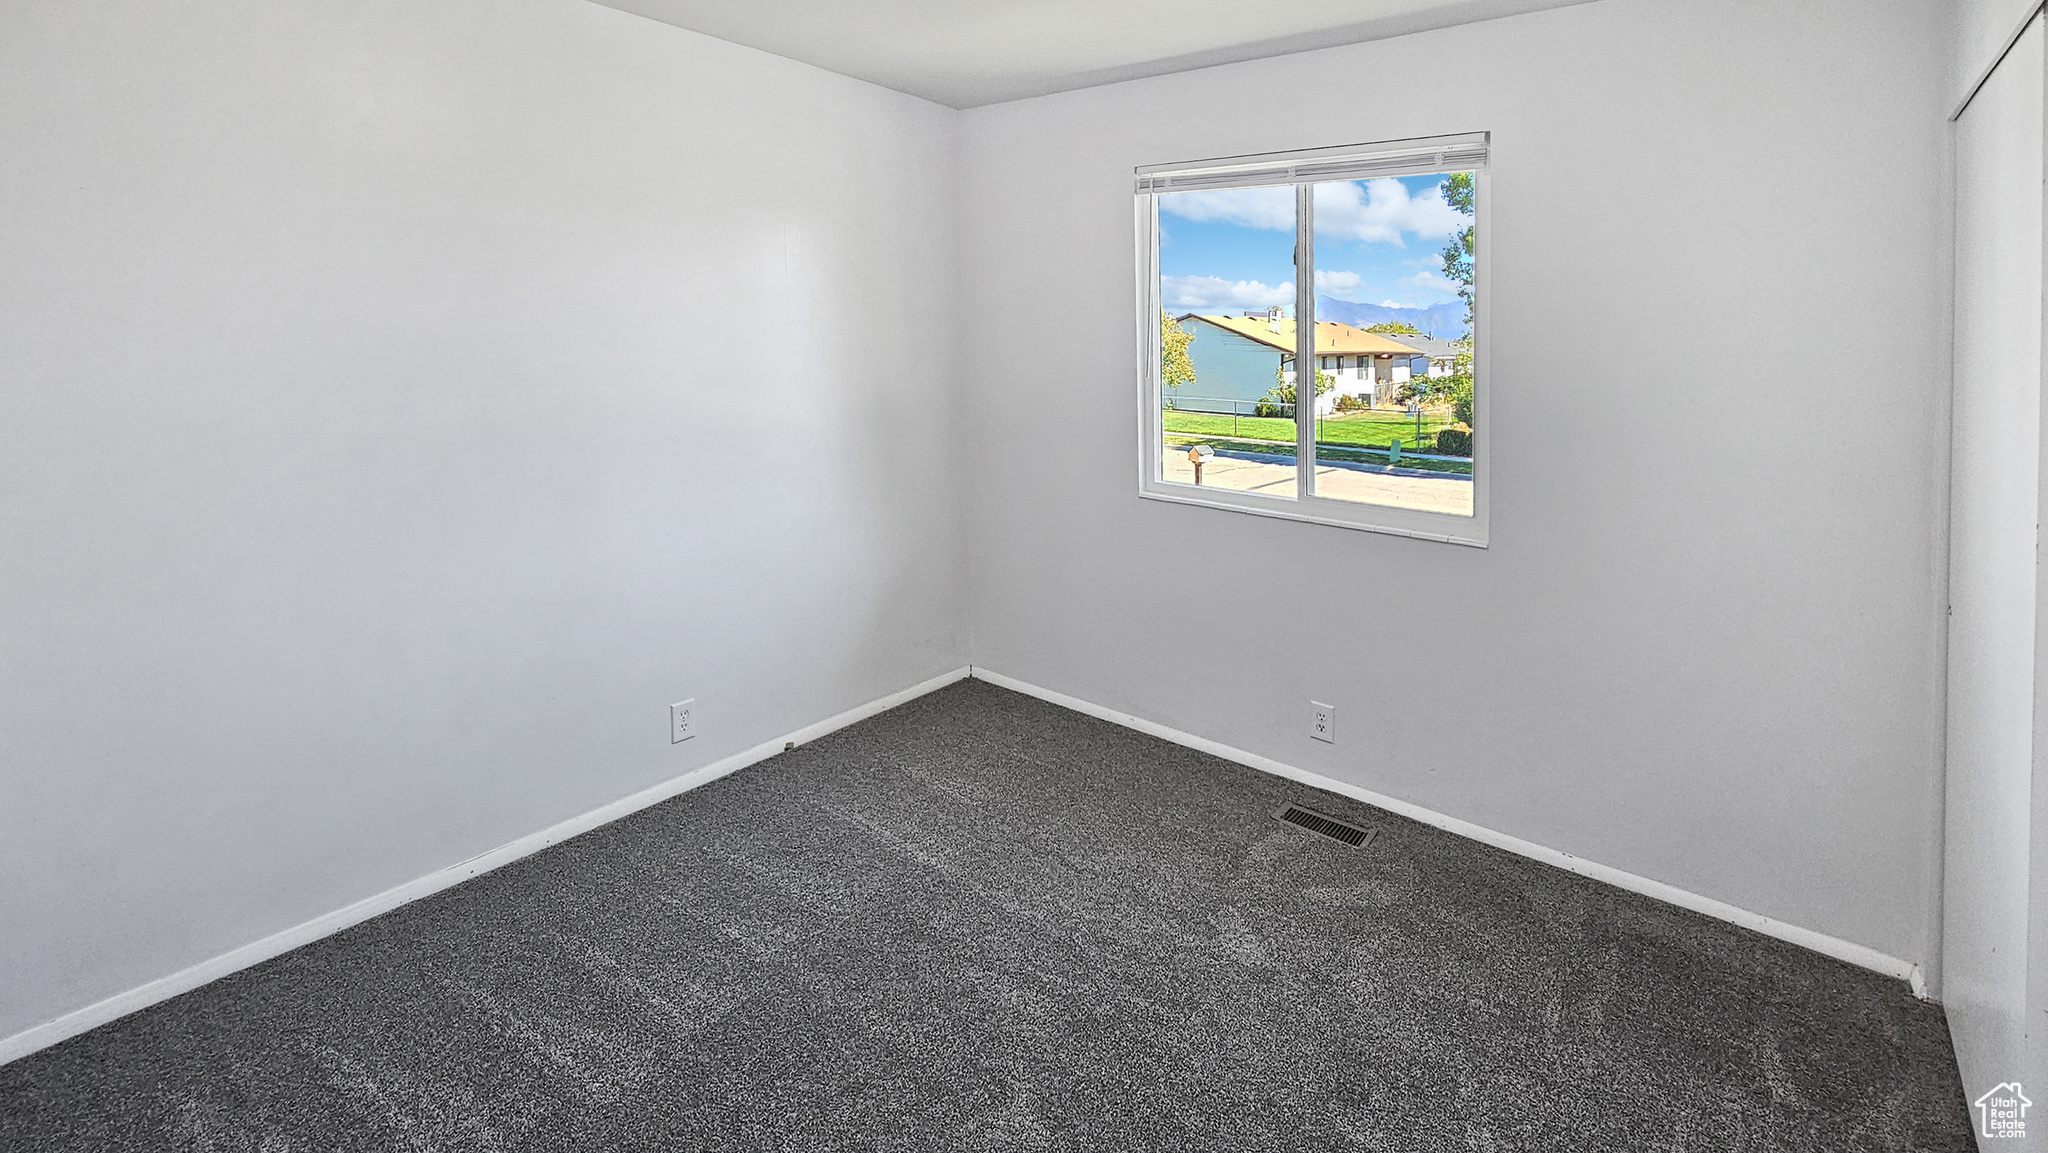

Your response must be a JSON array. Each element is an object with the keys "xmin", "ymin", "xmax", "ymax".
[
  {"xmin": 1157, "ymin": 184, "xmax": 1297, "ymax": 499},
  {"xmin": 1307, "ymin": 173, "xmax": 1475, "ymax": 517}
]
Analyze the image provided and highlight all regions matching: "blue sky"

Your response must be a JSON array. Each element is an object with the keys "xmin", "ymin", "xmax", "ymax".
[{"xmin": 1157, "ymin": 174, "xmax": 1468, "ymax": 315}]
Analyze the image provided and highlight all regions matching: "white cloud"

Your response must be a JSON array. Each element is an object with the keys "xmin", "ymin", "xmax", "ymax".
[
  {"xmin": 1314, "ymin": 178, "xmax": 1466, "ymax": 245},
  {"xmin": 1379, "ymin": 298, "xmax": 1421, "ymax": 309},
  {"xmin": 1407, "ymin": 270, "xmax": 1461, "ymax": 295},
  {"xmin": 1160, "ymin": 179, "xmax": 1469, "ymax": 248},
  {"xmin": 1158, "ymin": 186, "xmax": 1295, "ymax": 230},
  {"xmin": 1161, "ymin": 275, "xmax": 1295, "ymax": 312},
  {"xmin": 1314, "ymin": 269, "xmax": 1363, "ymax": 294}
]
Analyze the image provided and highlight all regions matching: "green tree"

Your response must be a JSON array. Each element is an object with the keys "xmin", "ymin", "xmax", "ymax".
[
  {"xmin": 1397, "ymin": 374, "xmax": 1460, "ymax": 407},
  {"xmin": 1396, "ymin": 348, "xmax": 1473, "ymax": 414},
  {"xmin": 1264, "ymin": 362, "xmax": 1334, "ymax": 409},
  {"xmin": 1444, "ymin": 343, "xmax": 1474, "ymax": 425},
  {"xmin": 1439, "ymin": 172, "xmax": 1475, "ymax": 329},
  {"xmin": 1365, "ymin": 321, "xmax": 1423, "ymax": 336},
  {"xmin": 1161, "ymin": 310, "xmax": 1196, "ymax": 391}
]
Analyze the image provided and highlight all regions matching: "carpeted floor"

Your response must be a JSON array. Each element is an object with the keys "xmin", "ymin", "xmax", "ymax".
[{"xmin": 0, "ymin": 679, "xmax": 1972, "ymax": 1151}]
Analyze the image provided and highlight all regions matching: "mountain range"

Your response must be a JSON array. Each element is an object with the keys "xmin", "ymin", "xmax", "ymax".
[{"xmin": 1314, "ymin": 295, "xmax": 1468, "ymax": 340}]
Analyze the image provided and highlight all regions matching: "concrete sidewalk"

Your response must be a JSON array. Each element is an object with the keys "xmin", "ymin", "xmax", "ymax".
[{"xmin": 1162, "ymin": 451, "xmax": 1473, "ymax": 517}]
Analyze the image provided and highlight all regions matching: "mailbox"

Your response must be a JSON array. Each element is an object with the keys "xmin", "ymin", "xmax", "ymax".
[{"xmin": 1187, "ymin": 443, "xmax": 1215, "ymax": 485}]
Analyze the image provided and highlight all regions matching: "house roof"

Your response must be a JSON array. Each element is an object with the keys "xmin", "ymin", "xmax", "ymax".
[
  {"xmin": 1180, "ymin": 314, "xmax": 1432, "ymax": 358},
  {"xmin": 1385, "ymin": 334, "xmax": 1465, "ymax": 359}
]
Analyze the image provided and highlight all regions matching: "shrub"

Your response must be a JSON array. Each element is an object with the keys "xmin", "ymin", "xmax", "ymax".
[
  {"xmin": 1449, "ymin": 378, "xmax": 1475, "ymax": 426},
  {"xmin": 1435, "ymin": 427, "xmax": 1473, "ymax": 457},
  {"xmin": 1333, "ymin": 393, "xmax": 1368, "ymax": 412}
]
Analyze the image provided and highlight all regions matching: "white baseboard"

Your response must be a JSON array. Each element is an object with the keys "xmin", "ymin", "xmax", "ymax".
[
  {"xmin": 968, "ymin": 665, "xmax": 1927, "ymax": 995},
  {"xmin": 0, "ymin": 666, "xmax": 971, "ymax": 1069}
]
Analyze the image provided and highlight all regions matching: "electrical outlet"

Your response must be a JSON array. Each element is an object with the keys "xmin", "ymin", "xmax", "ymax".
[
  {"xmin": 1310, "ymin": 701, "xmax": 1335, "ymax": 744},
  {"xmin": 670, "ymin": 698, "xmax": 696, "ymax": 744}
]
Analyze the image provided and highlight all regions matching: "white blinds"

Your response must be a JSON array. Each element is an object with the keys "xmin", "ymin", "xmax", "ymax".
[{"xmin": 1134, "ymin": 132, "xmax": 1488, "ymax": 194}]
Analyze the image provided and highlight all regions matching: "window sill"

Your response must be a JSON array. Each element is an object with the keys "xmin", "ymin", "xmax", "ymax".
[{"xmin": 1136, "ymin": 481, "xmax": 1489, "ymax": 548}]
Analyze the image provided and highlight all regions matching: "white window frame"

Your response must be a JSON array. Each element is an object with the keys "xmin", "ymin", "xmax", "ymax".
[{"xmin": 1134, "ymin": 132, "xmax": 1491, "ymax": 547}]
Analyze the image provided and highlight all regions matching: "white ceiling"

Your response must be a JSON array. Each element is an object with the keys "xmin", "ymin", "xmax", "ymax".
[{"xmin": 588, "ymin": 0, "xmax": 1599, "ymax": 108}]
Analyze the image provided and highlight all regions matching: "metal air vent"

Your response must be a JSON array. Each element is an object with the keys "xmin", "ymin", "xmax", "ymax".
[{"xmin": 1274, "ymin": 804, "xmax": 1378, "ymax": 849}]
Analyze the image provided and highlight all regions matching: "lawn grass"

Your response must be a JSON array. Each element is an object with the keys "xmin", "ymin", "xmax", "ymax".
[{"xmin": 1164, "ymin": 407, "xmax": 1459, "ymax": 451}]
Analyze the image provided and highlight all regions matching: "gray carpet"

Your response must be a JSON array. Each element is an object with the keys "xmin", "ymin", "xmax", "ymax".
[{"xmin": 0, "ymin": 679, "xmax": 1972, "ymax": 1151}]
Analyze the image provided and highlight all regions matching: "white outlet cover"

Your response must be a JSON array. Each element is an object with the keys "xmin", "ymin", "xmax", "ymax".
[
  {"xmin": 671, "ymin": 698, "xmax": 696, "ymax": 743},
  {"xmin": 1310, "ymin": 701, "xmax": 1335, "ymax": 743}
]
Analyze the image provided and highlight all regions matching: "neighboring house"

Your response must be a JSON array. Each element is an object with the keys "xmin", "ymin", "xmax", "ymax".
[
  {"xmin": 1385, "ymin": 334, "xmax": 1466, "ymax": 378},
  {"xmin": 1172, "ymin": 312, "xmax": 1426, "ymax": 416}
]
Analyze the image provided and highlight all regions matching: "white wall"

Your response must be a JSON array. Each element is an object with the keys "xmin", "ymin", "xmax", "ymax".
[
  {"xmin": 1954, "ymin": 0, "xmax": 2042, "ymax": 112},
  {"xmin": 1948, "ymin": 2, "xmax": 2047, "ymax": 1132},
  {"xmin": 1948, "ymin": 11, "xmax": 2042, "ymax": 1112},
  {"xmin": 961, "ymin": 0, "xmax": 1953, "ymax": 969},
  {"xmin": 5, "ymin": 0, "xmax": 2019, "ymax": 1081},
  {"xmin": 0, "ymin": 0, "xmax": 965, "ymax": 1043}
]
